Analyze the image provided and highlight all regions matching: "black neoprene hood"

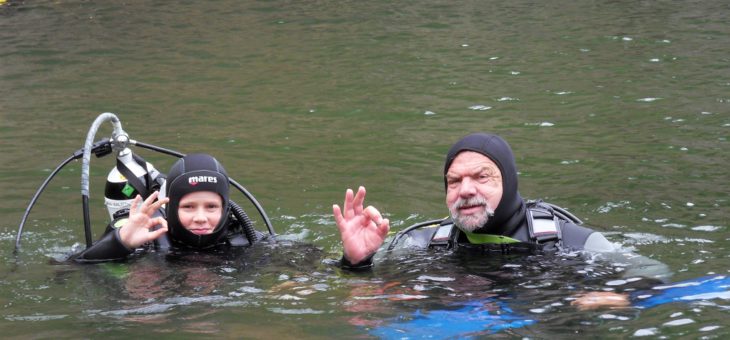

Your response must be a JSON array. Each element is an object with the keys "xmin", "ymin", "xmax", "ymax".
[
  {"xmin": 443, "ymin": 133, "xmax": 526, "ymax": 234},
  {"xmin": 165, "ymin": 153, "xmax": 230, "ymax": 249}
]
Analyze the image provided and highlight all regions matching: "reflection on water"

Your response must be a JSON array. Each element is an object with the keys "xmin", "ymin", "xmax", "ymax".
[{"xmin": 2, "ymin": 0, "xmax": 730, "ymax": 338}]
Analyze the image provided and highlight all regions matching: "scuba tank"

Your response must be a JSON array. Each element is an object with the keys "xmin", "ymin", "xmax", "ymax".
[{"xmin": 103, "ymin": 147, "xmax": 164, "ymax": 220}]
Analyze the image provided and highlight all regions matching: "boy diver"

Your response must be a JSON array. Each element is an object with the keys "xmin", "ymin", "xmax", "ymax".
[{"xmin": 72, "ymin": 153, "xmax": 266, "ymax": 262}]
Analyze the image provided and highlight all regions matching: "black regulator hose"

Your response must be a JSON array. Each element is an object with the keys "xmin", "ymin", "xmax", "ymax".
[
  {"xmin": 14, "ymin": 139, "xmax": 112, "ymax": 253},
  {"xmin": 387, "ymin": 219, "xmax": 445, "ymax": 251},
  {"xmin": 229, "ymin": 200, "xmax": 259, "ymax": 244},
  {"xmin": 134, "ymin": 140, "xmax": 184, "ymax": 158}
]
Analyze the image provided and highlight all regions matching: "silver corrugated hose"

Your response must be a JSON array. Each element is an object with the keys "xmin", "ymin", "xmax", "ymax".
[
  {"xmin": 81, "ymin": 112, "xmax": 126, "ymax": 247},
  {"xmin": 81, "ymin": 113, "xmax": 125, "ymax": 196}
]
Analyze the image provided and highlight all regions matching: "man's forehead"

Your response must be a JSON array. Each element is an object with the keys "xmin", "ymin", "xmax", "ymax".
[{"xmin": 447, "ymin": 151, "xmax": 500, "ymax": 173}]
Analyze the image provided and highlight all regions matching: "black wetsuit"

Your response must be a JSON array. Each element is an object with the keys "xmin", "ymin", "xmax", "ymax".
[
  {"xmin": 72, "ymin": 212, "xmax": 266, "ymax": 263},
  {"xmin": 342, "ymin": 133, "xmax": 615, "ymax": 270},
  {"xmin": 73, "ymin": 153, "xmax": 267, "ymax": 263},
  {"xmin": 342, "ymin": 201, "xmax": 615, "ymax": 269}
]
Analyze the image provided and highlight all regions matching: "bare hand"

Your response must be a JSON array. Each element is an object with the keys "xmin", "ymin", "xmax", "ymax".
[
  {"xmin": 571, "ymin": 292, "xmax": 630, "ymax": 310},
  {"xmin": 118, "ymin": 191, "xmax": 169, "ymax": 249},
  {"xmin": 333, "ymin": 186, "xmax": 390, "ymax": 264}
]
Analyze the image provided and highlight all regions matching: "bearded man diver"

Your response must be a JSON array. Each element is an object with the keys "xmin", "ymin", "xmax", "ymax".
[{"xmin": 333, "ymin": 132, "xmax": 670, "ymax": 309}]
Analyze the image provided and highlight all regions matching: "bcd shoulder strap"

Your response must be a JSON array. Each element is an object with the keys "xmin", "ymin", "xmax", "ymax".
[{"xmin": 525, "ymin": 200, "xmax": 563, "ymax": 244}]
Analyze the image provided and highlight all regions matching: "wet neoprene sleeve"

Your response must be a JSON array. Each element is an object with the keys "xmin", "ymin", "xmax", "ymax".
[
  {"xmin": 340, "ymin": 254, "xmax": 375, "ymax": 271},
  {"xmin": 71, "ymin": 228, "xmax": 134, "ymax": 263}
]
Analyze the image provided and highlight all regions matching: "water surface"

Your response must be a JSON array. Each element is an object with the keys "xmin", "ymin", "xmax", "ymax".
[{"xmin": 1, "ymin": 0, "xmax": 729, "ymax": 338}]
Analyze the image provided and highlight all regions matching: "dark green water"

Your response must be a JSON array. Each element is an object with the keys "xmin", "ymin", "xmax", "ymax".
[{"xmin": 1, "ymin": 0, "xmax": 729, "ymax": 338}]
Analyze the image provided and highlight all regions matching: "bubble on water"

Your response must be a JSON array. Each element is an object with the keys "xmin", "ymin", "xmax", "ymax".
[
  {"xmin": 600, "ymin": 314, "xmax": 630, "ymax": 320},
  {"xmin": 268, "ymin": 307, "xmax": 324, "ymax": 314},
  {"xmin": 275, "ymin": 294, "xmax": 304, "ymax": 301},
  {"xmin": 597, "ymin": 201, "xmax": 631, "ymax": 213},
  {"xmin": 637, "ymin": 97, "xmax": 661, "ymax": 102},
  {"xmin": 417, "ymin": 275, "xmax": 455, "ymax": 282},
  {"xmin": 579, "ymin": 48, "xmax": 590, "ymax": 52},
  {"xmin": 510, "ymin": 71, "xmax": 521, "ymax": 75},
  {"xmin": 606, "ymin": 280, "xmax": 627, "ymax": 286},
  {"xmin": 664, "ymin": 318, "xmax": 694, "ymax": 327},
  {"xmin": 461, "ymin": 44, "xmax": 469, "ymax": 47},
  {"xmin": 692, "ymin": 225, "xmax": 721, "ymax": 232},
  {"xmin": 622, "ymin": 36, "xmax": 633, "ymax": 41},
  {"xmin": 701, "ymin": 111, "xmax": 712, "ymax": 115},
  {"xmin": 560, "ymin": 160, "xmax": 580, "ymax": 165},
  {"xmin": 424, "ymin": 111, "xmax": 436, "ymax": 115},
  {"xmin": 621, "ymin": 232, "xmax": 670, "ymax": 245},
  {"xmin": 700, "ymin": 326, "xmax": 721, "ymax": 332},
  {"xmin": 661, "ymin": 223, "xmax": 686, "ymax": 229},
  {"xmin": 660, "ymin": 39, "xmax": 671, "ymax": 43},
  {"xmin": 680, "ymin": 238, "xmax": 714, "ymax": 244},
  {"xmin": 236, "ymin": 286, "xmax": 265, "ymax": 294},
  {"xmin": 686, "ymin": 202, "xmax": 695, "ymax": 207},
  {"xmin": 650, "ymin": 58, "xmax": 660, "ymax": 62},
  {"xmin": 489, "ymin": 56, "xmax": 499, "ymax": 60},
  {"xmin": 633, "ymin": 328, "xmax": 658, "ymax": 337},
  {"xmin": 5, "ymin": 314, "xmax": 68, "ymax": 321},
  {"xmin": 670, "ymin": 312, "xmax": 683, "ymax": 318},
  {"xmin": 529, "ymin": 308, "xmax": 547, "ymax": 313},
  {"xmin": 468, "ymin": 105, "xmax": 492, "ymax": 111},
  {"xmin": 100, "ymin": 303, "xmax": 175, "ymax": 316},
  {"xmin": 554, "ymin": 91, "xmax": 573, "ymax": 95},
  {"xmin": 539, "ymin": 122, "xmax": 554, "ymax": 127},
  {"xmin": 497, "ymin": 97, "xmax": 518, "ymax": 102}
]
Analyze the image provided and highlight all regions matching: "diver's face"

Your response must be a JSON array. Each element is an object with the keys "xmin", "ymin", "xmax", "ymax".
[
  {"xmin": 445, "ymin": 151, "xmax": 503, "ymax": 232},
  {"xmin": 178, "ymin": 191, "xmax": 222, "ymax": 235}
]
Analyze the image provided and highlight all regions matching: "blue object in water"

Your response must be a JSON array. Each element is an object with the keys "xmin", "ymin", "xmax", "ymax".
[
  {"xmin": 369, "ymin": 299, "xmax": 535, "ymax": 339},
  {"xmin": 370, "ymin": 275, "xmax": 730, "ymax": 338},
  {"xmin": 632, "ymin": 274, "xmax": 730, "ymax": 309}
]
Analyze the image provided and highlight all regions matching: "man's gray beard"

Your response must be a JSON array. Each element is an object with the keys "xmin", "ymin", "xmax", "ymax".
[{"xmin": 448, "ymin": 196, "xmax": 494, "ymax": 232}]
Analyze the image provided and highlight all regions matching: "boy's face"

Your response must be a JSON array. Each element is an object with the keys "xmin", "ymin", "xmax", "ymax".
[{"xmin": 177, "ymin": 191, "xmax": 223, "ymax": 235}]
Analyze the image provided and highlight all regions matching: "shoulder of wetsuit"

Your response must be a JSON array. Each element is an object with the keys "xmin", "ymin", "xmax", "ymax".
[
  {"xmin": 525, "ymin": 200, "xmax": 609, "ymax": 252},
  {"xmin": 558, "ymin": 221, "xmax": 614, "ymax": 252}
]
